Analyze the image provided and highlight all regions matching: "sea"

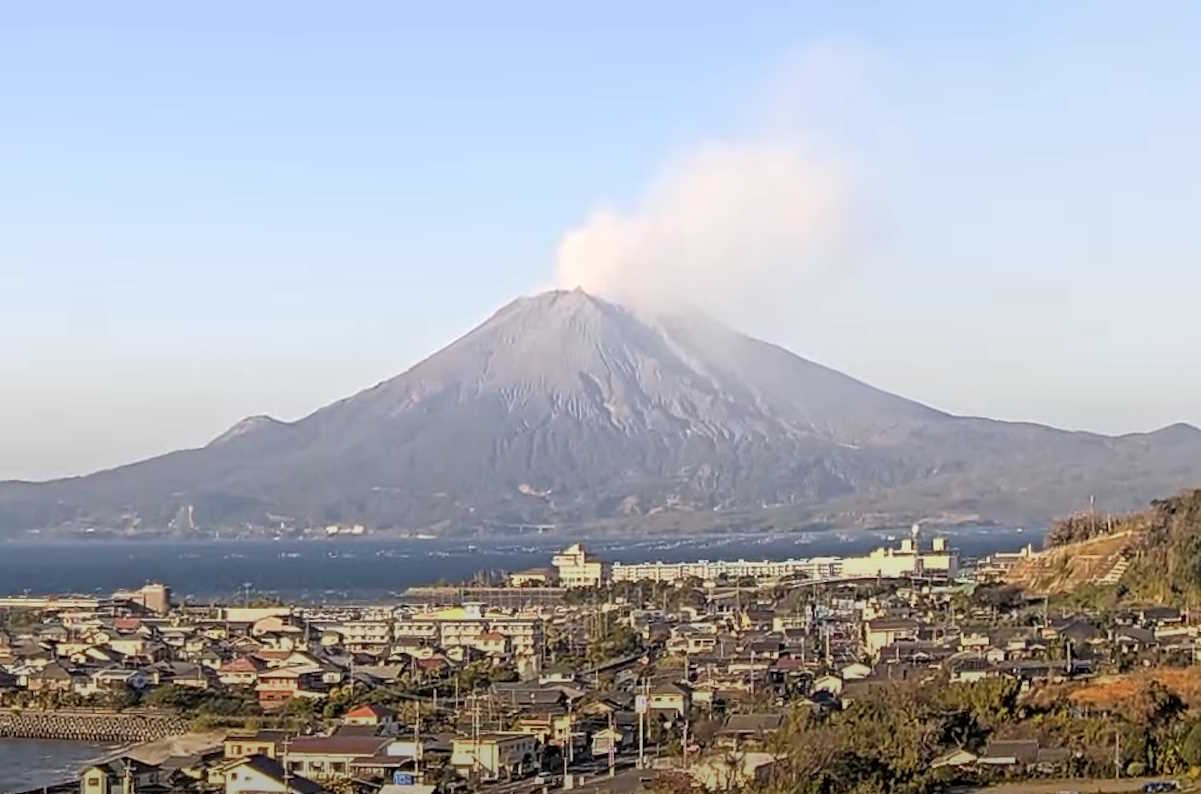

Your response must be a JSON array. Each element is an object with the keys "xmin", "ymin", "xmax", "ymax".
[
  {"xmin": 0, "ymin": 525, "xmax": 1041, "ymax": 604},
  {"xmin": 0, "ymin": 739, "xmax": 113, "ymax": 791},
  {"xmin": 0, "ymin": 525, "xmax": 1040, "ymax": 785}
]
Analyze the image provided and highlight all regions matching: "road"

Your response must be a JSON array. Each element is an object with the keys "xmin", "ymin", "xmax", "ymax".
[
  {"xmin": 964, "ymin": 777, "xmax": 1188, "ymax": 794},
  {"xmin": 483, "ymin": 752, "xmax": 647, "ymax": 794}
]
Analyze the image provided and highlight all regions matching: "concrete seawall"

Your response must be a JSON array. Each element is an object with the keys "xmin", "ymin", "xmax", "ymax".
[{"xmin": 0, "ymin": 709, "xmax": 189, "ymax": 743}]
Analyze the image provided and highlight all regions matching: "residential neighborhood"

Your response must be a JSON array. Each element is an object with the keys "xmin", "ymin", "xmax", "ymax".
[{"xmin": 1, "ymin": 539, "xmax": 1200, "ymax": 794}]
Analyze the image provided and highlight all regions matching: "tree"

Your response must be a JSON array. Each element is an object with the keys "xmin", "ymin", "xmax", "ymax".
[{"xmin": 1179, "ymin": 721, "xmax": 1201, "ymax": 768}]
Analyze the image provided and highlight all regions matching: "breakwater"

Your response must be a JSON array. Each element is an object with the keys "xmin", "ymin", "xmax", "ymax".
[{"xmin": 0, "ymin": 709, "xmax": 188, "ymax": 743}]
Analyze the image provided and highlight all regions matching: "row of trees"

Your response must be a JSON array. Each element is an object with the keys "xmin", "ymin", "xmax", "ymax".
[{"xmin": 744, "ymin": 673, "xmax": 1201, "ymax": 794}]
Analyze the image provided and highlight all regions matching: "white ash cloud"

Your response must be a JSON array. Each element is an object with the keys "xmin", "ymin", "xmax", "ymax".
[{"xmin": 553, "ymin": 41, "xmax": 878, "ymax": 326}]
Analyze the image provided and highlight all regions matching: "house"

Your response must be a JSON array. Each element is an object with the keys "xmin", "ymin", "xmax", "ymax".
[
  {"xmin": 79, "ymin": 758, "xmax": 164, "ymax": 794},
  {"xmin": 687, "ymin": 751, "xmax": 778, "ymax": 792},
  {"xmin": 670, "ymin": 633, "xmax": 719, "ymax": 655},
  {"xmin": 86, "ymin": 667, "xmax": 150, "ymax": 694},
  {"xmin": 513, "ymin": 710, "xmax": 574, "ymax": 747},
  {"xmin": 343, "ymin": 703, "xmax": 398, "ymax": 731},
  {"xmin": 284, "ymin": 735, "xmax": 390, "ymax": 778},
  {"xmin": 1046, "ymin": 617, "xmax": 1102, "ymax": 646},
  {"xmin": 948, "ymin": 657, "xmax": 998, "ymax": 683},
  {"xmin": 648, "ymin": 682, "xmax": 692, "ymax": 717},
  {"xmin": 449, "ymin": 733, "xmax": 538, "ymax": 781},
  {"xmin": 251, "ymin": 615, "xmax": 302, "ymax": 638},
  {"xmin": 224, "ymin": 755, "xmax": 329, "ymax": 794},
  {"xmin": 1115, "ymin": 626, "xmax": 1158, "ymax": 653},
  {"xmin": 590, "ymin": 727, "xmax": 628, "ymax": 758},
  {"xmin": 256, "ymin": 667, "xmax": 325, "ymax": 707},
  {"xmin": 840, "ymin": 662, "xmax": 872, "ymax": 680},
  {"xmin": 863, "ymin": 618, "xmax": 919, "ymax": 657},
  {"xmin": 539, "ymin": 664, "xmax": 577, "ymax": 685},
  {"xmin": 150, "ymin": 661, "xmax": 213, "ymax": 689},
  {"xmin": 508, "ymin": 568, "xmax": 558, "ymax": 587},
  {"xmin": 579, "ymin": 693, "xmax": 633, "ymax": 718},
  {"xmin": 717, "ymin": 713, "xmax": 785, "ymax": 745},
  {"xmin": 930, "ymin": 748, "xmax": 978, "ymax": 769},
  {"xmin": 28, "ymin": 661, "xmax": 75, "ymax": 692},
  {"xmin": 1140, "ymin": 606, "xmax": 1183, "ymax": 626},
  {"xmin": 978, "ymin": 739, "xmax": 1070, "ymax": 772},
  {"xmin": 471, "ymin": 632, "xmax": 510, "ymax": 657},
  {"xmin": 219, "ymin": 656, "xmax": 266, "ymax": 686},
  {"xmin": 223, "ymin": 730, "xmax": 293, "ymax": 760}
]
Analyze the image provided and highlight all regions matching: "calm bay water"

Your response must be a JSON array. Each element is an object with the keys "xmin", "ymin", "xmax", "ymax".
[
  {"xmin": 0, "ymin": 526, "xmax": 1040, "ymax": 604},
  {"xmin": 0, "ymin": 739, "xmax": 111, "ymax": 792}
]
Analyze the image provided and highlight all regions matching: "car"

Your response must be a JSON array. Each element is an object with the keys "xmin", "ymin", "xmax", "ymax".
[
  {"xmin": 1142, "ymin": 782, "xmax": 1178, "ymax": 793},
  {"xmin": 534, "ymin": 774, "xmax": 561, "ymax": 786}
]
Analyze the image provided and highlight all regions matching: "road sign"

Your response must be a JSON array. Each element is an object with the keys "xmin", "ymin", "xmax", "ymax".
[{"xmin": 635, "ymin": 694, "xmax": 648, "ymax": 714}]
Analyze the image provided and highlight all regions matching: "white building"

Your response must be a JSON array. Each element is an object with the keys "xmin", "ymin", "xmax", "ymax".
[
  {"xmin": 839, "ymin": 527, "xmax": 959, "ymax": 580},
  {"xmin": 608, "ymin": 527, "xmax": 958, "ymax": 585},
  {"xmin": 224, "ymin": 755, "xmax": 329, "ymax": 794},
  {"xmin": 552, "ymin": 544, "xmax": 607, "ymax": 588},
  {"xmin": 450, "ymin": 733, "xmax": 538, "ymax": 780},
  {"xmin": 610, "ymin": 557, "xmax": 842, "ymax": 584}
]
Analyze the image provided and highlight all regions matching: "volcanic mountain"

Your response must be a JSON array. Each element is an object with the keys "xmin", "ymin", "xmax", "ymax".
[{"xmin": 3, "ymin": 289, "xmax": 1200, "ymax": 537}]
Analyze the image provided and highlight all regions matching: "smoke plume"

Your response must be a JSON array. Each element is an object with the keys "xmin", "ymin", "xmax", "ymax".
[{"xmin": 553, "ymin": 138, "xmax": 863, "ymax": 325}]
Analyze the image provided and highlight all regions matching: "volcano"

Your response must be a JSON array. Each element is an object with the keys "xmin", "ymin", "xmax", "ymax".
[{"xmin": 3, "ymin": 289, "xmax": 1199, "ymax": 536}]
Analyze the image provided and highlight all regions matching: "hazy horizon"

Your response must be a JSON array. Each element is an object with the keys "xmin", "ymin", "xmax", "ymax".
[{"xmin": 5, "ymin": 2, "xmax": 1201, "ymax": 480}]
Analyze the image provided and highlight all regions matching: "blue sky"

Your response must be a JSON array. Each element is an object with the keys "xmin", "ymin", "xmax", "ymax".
[{"xmin": 3, "ymin": 2, "xmax": 1200, "ymax": 480}]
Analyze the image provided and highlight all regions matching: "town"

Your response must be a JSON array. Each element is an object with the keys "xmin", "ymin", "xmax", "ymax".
[{"xmin": 0, "ymin": 525, "xmax": 1196, "ymax": 794}]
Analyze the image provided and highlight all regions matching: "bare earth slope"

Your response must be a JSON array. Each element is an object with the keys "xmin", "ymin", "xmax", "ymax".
[{"xmin": 2, "ymin": 290, "xmax": 1200, "ymax": 536}]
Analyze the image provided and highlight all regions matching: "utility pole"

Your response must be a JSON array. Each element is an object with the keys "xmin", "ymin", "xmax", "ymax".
[
  {"xmin": 562, "ymin": 736, "xmax": 569, "ymax": 787},
  {"xmin": 283, "ymin": 737, "xmax": 291, "ymax": 786},
  {"xmin": 608, "ymin": 712, "xmax": 616, "ymax": 778},
  {"xmin": 570, "ymin": 698, "xmax": 577, "ymax": 765},
  {"xmin": 471, "ymin": 693, "xmax": 481, "ymax": 781},
  {"xmin": 1115, "ymin": 726, "xmax": 1121, "ymax": 779},
  {"xmin": 637, "ymin": 677, "xmax": 647, "ymax": 769},
  {"xmin": 414, "ymin": 708, "xmax": 422, "ymax": 781}
]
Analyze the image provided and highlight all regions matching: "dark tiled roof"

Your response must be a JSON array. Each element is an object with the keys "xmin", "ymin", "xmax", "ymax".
[
  {"xmin": 720, "ymin": 713, "xmax": 785, "ymax": 734},
  {"xmin": 287, "ymin": 735, "xmax": 390, "ymax": 756},
  {"xmin": 237, "ymin": 755, "xmax": 329, "ymax": 794},
  {"xmin": 983, "ymin": 739, "xmax": 1040, "ymax": 764}
]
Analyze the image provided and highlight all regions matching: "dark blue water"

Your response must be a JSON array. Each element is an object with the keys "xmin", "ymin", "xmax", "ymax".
[{"xmin": 0, "ymin": 526, "xmax": 1040, "ymax": 603}]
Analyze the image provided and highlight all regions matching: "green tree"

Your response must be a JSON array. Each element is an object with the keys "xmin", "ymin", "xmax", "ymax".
[{"xmin": 1179, "ymin": 721, "xmax": 1201, "ymax": 767}]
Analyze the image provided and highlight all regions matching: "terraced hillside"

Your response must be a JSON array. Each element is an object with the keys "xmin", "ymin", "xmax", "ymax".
[{"xmin": 1005, "ymin": 530, "xmax": 1140, "ymax": 594}]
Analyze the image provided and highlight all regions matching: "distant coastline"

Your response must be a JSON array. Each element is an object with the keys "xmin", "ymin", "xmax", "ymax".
[{"xmin": 0, "ymin": 527, "xmax": 1040, "ymax": 604}]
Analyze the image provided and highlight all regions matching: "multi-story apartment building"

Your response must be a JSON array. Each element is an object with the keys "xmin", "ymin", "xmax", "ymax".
[
  {"xmin": 611, "ymin": 556, "xmax": 843, "ymax": 583},
  {"xmin": 339, "ymin": 620, "xmax": 392, "ymax": 652},
  {"xmin": 552, "ymin": 544, "xmax": 608, "ymax": 588},
  {"xmin": 398, "ymin": 605, "xmax": 544, "ymax": 658}
]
